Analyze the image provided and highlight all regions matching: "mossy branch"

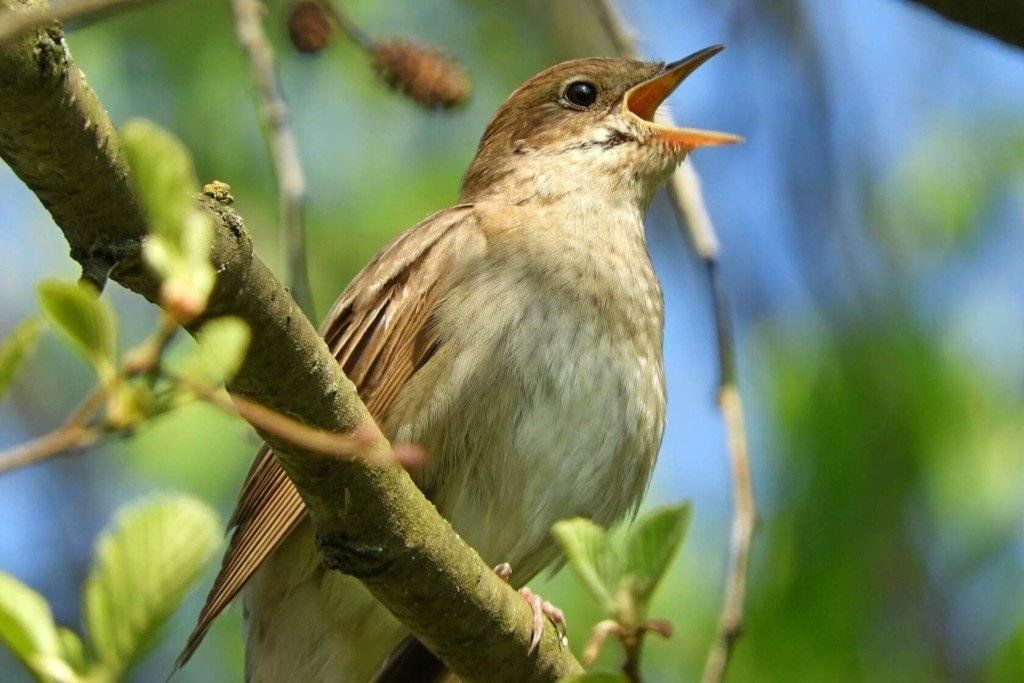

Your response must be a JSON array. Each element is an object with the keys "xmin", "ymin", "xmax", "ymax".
[{"xmin": 0, "ymin": 1, "xmax": 581, "ymax": 679}]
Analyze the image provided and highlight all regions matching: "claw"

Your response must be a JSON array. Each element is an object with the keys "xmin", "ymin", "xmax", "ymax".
[
  {"xmin": 540, "ymin": 597, "xmax": 566, "ymax": 641},
  {"xmin": 492, "ymin": 563, "xmax": 567, "ymax": 654},
  {"xmin": 519, "ymin": 586, "xmax": 546, "ymax": 654}
]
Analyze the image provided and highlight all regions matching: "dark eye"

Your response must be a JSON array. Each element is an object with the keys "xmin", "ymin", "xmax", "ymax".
[{"xmin": 563, "ymin": 80, "xmax": 599, "ymax": 109}]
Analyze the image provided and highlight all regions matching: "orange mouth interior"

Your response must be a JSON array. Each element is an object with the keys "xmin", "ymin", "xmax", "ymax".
[{"xmin": 624, "ymin": 45, "xmax": 743, "ymax": 149}]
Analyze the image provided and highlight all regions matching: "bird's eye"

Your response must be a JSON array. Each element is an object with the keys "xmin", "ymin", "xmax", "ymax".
[{"xmin": 563, "ymin": 80, "xmax": 599, "ymax": 109}]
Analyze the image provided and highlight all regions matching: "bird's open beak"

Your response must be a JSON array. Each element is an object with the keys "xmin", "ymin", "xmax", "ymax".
[{"xmin": 624, "ymin": 45, "xmax": 743, "ymax": 149}]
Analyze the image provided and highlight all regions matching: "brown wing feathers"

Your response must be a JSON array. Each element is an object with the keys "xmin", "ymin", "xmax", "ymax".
[{"xmin": 176, "ymin": 208, "xmax": 472, "ymax": 668}]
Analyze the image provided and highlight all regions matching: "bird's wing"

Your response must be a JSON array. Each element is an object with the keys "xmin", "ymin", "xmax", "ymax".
[{"xmin": 177, "ymin": 206, "xmax": 476, "ymax": 667}]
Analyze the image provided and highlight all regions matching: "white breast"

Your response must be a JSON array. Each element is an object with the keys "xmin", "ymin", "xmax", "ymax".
[{"xmin": 387, "ymin": 200, "xmax": 666, "ymax": 580}]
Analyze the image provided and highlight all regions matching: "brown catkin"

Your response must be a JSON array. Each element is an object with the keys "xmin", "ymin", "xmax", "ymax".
[
  {"xmin": 371, "ymin": 38, "xmax": 471, "ymax": 109},
  {"xmin": 287, "ymin": 0, "xmax": 334, "ymax": 54}
]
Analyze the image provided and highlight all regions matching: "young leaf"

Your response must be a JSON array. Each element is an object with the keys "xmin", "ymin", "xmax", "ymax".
[
  {"xmin": 122, "ymin": 119, "xmax": 216, "ymax": 322},
  {"xmin": 121, "ymin": 119, "xmax": 199, "ymax": 242},
  {"xmin": 621, "ymin": 503, "xmax": 692, "ymax": 610},
  {"xmin": 0, "ymin": 318, "xmax": 43, "ymax": 402},
  {"xmin": 31, "ymin": 655, "xmax": 79, "ymax": 683},
  {"xmin": 178, "ymin": 317, "xmax": 251, "ymax": 386},
  {"xmin": 37, "ymin": 281, "xmax": 116, "ymax": 376},
  {"xmin": 56, "ymin": 627, "xmax": 88, "ymax": 676},
  {"xmin": 83, "ymin": 494, "xmax": 220, "ymax": 679},
  {"xmin": 552, "ymin": 518, "xmax": 617, "ymax": 607},
  {"xmin": 0, "ymin": 572, "xmax": 63, "ymax": 678}
]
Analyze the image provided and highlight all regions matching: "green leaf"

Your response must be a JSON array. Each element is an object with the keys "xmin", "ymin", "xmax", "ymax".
[
  {"xmin": 83, "ymin": 494, "xmax": 221, "ymax": 679},
  {"xmin": 552, "ymin": 518, "xmax": 616, "ymax": 607},
  {"xmin": 122, "ymin": 119, "xmax": 216, "ymax": 321},
  {"xmin": 0, "ymin": 572, "xmax": 63, "ymax": 679},
  {"xmin": 554, "ymin": 503, "xmax": 692, "ymax": 623},
  {"xmin": 37, "ymin": 281, "xmax": 116, "ymax": 376},
  {"xmin": 56, "ymin": 627, "xmax": 88, "ymax": 676},
  {"xmin": 621, "ymin": 503, "xmax": 691, "ymax": 608},
  {"xmin": 0, "ymin": 318, "xmax": 43, "ymax": 402},
  {"xmin": 178, "ymin": 317, "xmax": 251, "ymax": 386},
  {"xmin": 121, "ymin": 119, "xmax": 199, "ymax": 242}
]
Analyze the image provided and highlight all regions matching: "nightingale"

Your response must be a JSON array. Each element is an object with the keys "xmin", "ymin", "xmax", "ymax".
[{"xmin": 177, "ymin": 46, "xmax": 740, "ymax": 681}]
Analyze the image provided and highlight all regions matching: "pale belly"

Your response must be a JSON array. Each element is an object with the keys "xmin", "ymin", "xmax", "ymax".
[{"xmin": 387, "ymin": 266, "xmax": 667, "ymax": 581}]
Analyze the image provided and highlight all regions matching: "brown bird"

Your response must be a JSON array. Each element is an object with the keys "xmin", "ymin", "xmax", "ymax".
[{"xmin": 177, "ymin": 46, "xmax": 740, "ymax": 681}]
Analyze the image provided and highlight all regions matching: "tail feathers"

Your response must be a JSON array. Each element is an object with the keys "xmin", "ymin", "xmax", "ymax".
[{"xmin": 173, "ymin": 472, "xmax": 306, "ymax": 671}]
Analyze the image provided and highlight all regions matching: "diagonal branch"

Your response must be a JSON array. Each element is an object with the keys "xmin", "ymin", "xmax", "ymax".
[
  {"xmin": 0, "ymin": 1, "xmax": 581, "ymax": 679},
  {"xmin": 231, "ymin": 0, "xmax": 315, "ymax": 318},
  {"xmin": 592, "ymin": 2, "xmax": 757, "ymax": 682},
  {"xmin": 0, "ymin": 0, "xmax": 163, "ymax": 45}
]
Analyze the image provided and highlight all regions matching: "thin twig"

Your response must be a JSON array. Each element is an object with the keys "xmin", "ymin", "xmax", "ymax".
[
  {"xmin": 0, "ymin": 371, "xmax": 390, "ymax": 474},
  {"xmin": 322, "ymin": 0, "xmax": 374, "ymax": 51},
  {"xmin": 174, "ymin": 375, "xmax": 391, "ymax": 466},
  {"xmin": 231, "ymin": 0, "xmax": 315, "ymax": 318},
  {"xmin": 0, "ymin": 389, "xmax": 105, "ymax": 474},
  {"xmin": 582, "ymin": 620, "xmax": 626, "ymax": 666},
  {"xmin": 0, "ymin": 423, "xmax": 99, "ymax": 474},
  {"xmin": 702, "ymin": 385, "xmax": 753, "ymax": 682},
  {"xmin": 0, "ymin": 0, "xmax": 163, "ymax": 45},
  {"xmin": 621, "ymin": 629, "xmax": 644, "ymax": 683},
  {"xmin": 592, "ymin": 2, "xmax": 757, "ymax": 682}
]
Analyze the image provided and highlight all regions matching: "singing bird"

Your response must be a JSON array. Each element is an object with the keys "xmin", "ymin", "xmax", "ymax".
[{"xmin": 177, "ymin": 46, "xmax": 740, "ymax": 681}]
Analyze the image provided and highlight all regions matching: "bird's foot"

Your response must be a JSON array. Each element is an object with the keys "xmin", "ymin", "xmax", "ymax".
[{"xmin": 493, "ymin": 563, "xmax": 567, "ymax": 654}]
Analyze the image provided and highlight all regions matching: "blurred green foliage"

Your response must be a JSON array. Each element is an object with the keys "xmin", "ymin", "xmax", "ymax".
[{"xmin": 876, "ymin": 117, "xmax": 1024, "ymax": 265}]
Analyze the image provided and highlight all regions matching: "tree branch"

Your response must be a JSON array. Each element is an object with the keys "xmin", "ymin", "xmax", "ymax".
[
  {"xmin": 903, "ymin": 0, "xmax": 1024, "ymax": 50},
  {"xmin": 592, "ymin": 3, "xmax": 758, "ymax": 682},
  {"xmin": 0, "ymin": 0, "xmax": 163, "ymax": 46},
  {"xmin": 0, "ymin": 2, "xmax": 581, "ymax": 679}
]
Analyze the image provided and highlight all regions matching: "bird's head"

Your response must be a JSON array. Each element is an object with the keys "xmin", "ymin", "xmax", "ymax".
[{"xmin": 460, "ymin": 46, "xmax": 741, "ymax": 205}]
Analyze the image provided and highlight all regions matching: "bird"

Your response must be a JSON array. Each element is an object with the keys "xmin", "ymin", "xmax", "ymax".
[{"xmin": 176, "ymin": 46, "xmax": 740, "ymax": 681}]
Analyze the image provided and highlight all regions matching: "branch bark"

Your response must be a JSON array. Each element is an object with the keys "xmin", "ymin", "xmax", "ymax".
[
  {"xmin": 904, "ymin": 0, "xmax": 1024, "ymax": 50},
  {"xmin": 0, "ymin": 2, "xmax": 581, "ymax": 680},
  {"xmin": 0, "ymin": 0, "xmax": 163, "ymax": 46}
]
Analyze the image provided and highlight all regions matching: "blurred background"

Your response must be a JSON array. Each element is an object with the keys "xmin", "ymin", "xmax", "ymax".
[{"xmin": 1, "ymin": 0, "xmax": 1022, "ymax": 680}]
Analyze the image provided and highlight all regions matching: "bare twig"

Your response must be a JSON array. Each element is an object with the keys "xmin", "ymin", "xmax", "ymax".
[
  {"xmin": 592, "ymin": 3, "xmax": 757, "ymax": 682},
  {"xmin": 334, "ymin": 1, "xmax": 473, "ymax": 110},
  {"xmin": 621, "ymin": 629, "xmax": 644, "ymax": 683},
  {"xmin": 176, "ymin": 374, "xmax": 389, "ymax": 465},
  {"xmin": 0, "ymin": 389, "xmax": 104, "ymax": 474},
  {"xmin": 0, "ymin": 368, "xmax": 390, "ymax": 475},
  {"xmin": 322, "ymin": 0, "xmax": 373, "ymax": 51},
  {"xmin": 582, "ymin": 618, "xmax": 675, "ymax": 681},
  {"xmin": 0, "ymin": 0, "xmax": 163, "ymax": 45},
  {"xmin": 702, "ymin": 385, "xmax": 753, "ymax": 682},
  {"xmin": 0, "ymin": 423, "xmax": 99, "ymax": 473},
  {"xmin": 231, "ymin": 0, "xmax": 315, "ymax": 318},
  {"xmin": 0, "ymin": 308, "xmax": 383, "ymax": 474},
  {"xmin": 582, "ymin": 620, "xmax": 625, "ymax": 666}
]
